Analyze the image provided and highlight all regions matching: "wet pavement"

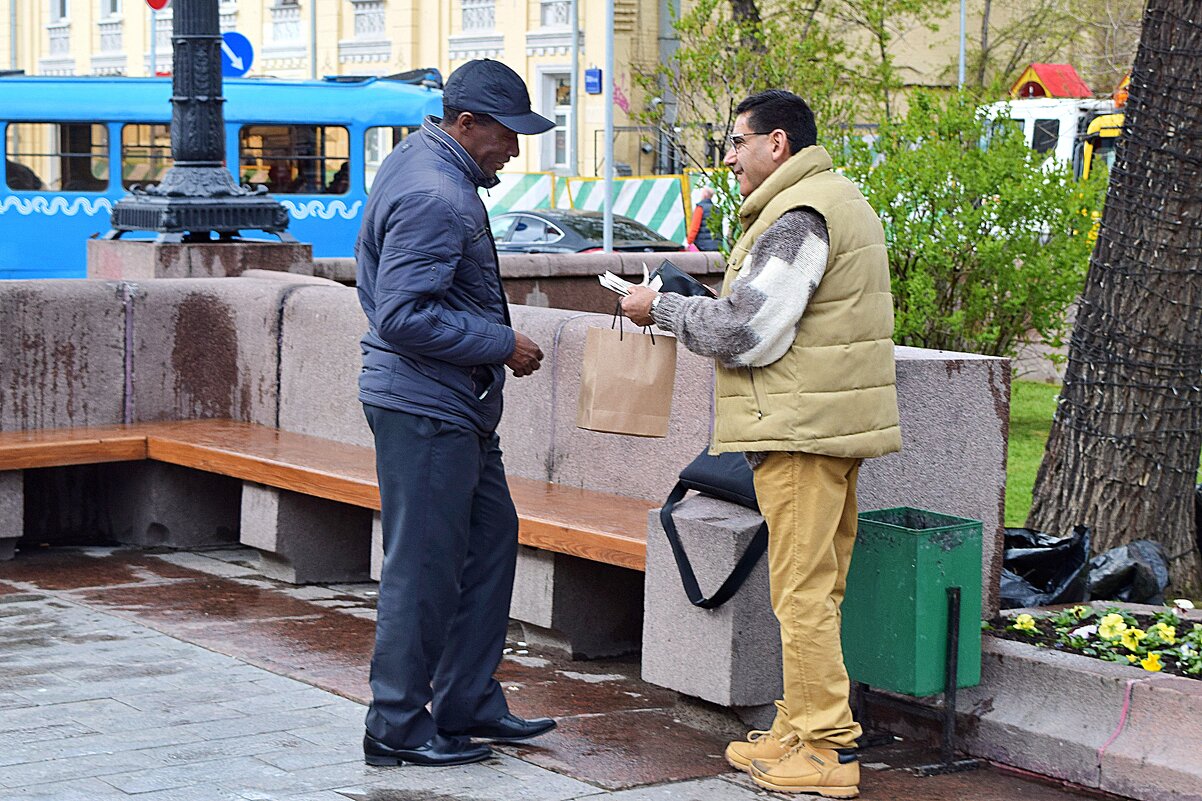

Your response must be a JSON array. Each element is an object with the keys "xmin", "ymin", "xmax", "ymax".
[{"xmin": 0, "ymin": 546, "xmax": 1127, "ymax": 800}]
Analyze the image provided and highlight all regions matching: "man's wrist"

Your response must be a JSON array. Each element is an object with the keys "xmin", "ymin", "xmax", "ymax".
[{"xmin": 650, "ymin": 293, "xmax": 662, "ymax": 314}]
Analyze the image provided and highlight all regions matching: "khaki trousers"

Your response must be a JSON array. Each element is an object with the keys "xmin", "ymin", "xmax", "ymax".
[{"xmin": 754, "ymin": 451, "xmax": 862, "ymax": 750}]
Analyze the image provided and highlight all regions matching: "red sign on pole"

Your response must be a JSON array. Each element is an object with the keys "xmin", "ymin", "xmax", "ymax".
[{"xmin": 146, "ymin": 0, "xmax": 170, "ymax": 10}]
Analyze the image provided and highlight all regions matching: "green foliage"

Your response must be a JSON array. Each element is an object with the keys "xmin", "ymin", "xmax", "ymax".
[{"xmin": 838, "ymin": 90, "xmax": 1108, "ymax": 357}]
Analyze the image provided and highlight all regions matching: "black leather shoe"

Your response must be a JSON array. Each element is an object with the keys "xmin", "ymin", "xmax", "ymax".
[
  {"xmin": 447, "ymin": 713, "xmax": 557, "ymax": 742},
  {"xmin": 363, "ymin": 732, "xmax": 492, "ymax": 767}
]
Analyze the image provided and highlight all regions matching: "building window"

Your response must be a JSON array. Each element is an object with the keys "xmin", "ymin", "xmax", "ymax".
[
  {"xmin": 219, "ymin": 1, "xmax": 237, "ymax": 32},
  {"xmin": 363, "ymin": 126, "xmax": 415, "ymax": 191},
  {"xmin": 271, "ymin": 2, "xmax": 302, "ymax": 43},
  {"xmin": 50, "ymin": 0, "xmax": 68, "ymax": 21},
  {"xmin": 5, "ymin": 122, "xmax": 109, "ymax": 192},
  {"xmin": 541, "ymin": 74, "xmax": 571, "ymax": 171},
  {"xmin": 47, "ymin": 21, "xmax": 71, "ymax": 55},
  {"xmin": 540, "ymin": 0, "xmax": 569, "ymax": 28},
  {"xmin": 154, "ymin": 9, "xmax": 172, "ymax": 50},
  {"xmin": 98, "ymin": 18, "xmax": 123, "ymax": 52},
  {"xmin": 99, "ymin": 0, "xmax": 119, "ymax": 17},
  {"xmin": 121, "ymin": 124, "xmax": 173, "ymax": 188},
  {"xmin": 353, "ymin": 0, "xmax": 386, "ymax": 38},
  {"xmin": 462, "ymin": 0, "xmax": 494, "ymax": 32},
  {"xmin": 240, "ymin": 125, "xmax": 350, "ymax": 195}
]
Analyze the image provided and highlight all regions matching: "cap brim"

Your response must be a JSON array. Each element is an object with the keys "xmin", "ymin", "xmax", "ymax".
[{"xmin": 493, "ymin": 110, "xmax": 556, "ymax": 135}]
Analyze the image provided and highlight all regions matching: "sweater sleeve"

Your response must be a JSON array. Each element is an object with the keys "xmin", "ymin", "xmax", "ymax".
[{"xmin": 651, "ymin": 208, "xmax": 829, "ymax": 369}]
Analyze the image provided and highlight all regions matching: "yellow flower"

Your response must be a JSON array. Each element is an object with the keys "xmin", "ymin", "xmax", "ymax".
[
  {"xmin": 1127, "ymin": 654, "xmax": 1138, "ymax": 663},
  {"xmin": 1120, "ymin": 628, "xmax": 1147, "ymax": 651},
  {"xmin": 1012, "ymin": 613, "xmax": 1037, "ymax": 633},
  {"xmin": 1099, "ymin": 613, "xmax": 1127, "ymax": 640},
  {"xmin": 1140, "ymin": 653, "xmax": 1163, "ymax": 672},
  {"xmin": 1150, "ymin": 623, "xmax": 1177, "ymax": 645},
  {"xmin": 1070, "ymin": 605, "xmax": 1091, "ymax": 619}
]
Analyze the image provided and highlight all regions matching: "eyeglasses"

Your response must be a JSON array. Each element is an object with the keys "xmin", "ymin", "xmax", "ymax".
[{"xmin": 725, "ymin": 131, "xmax": 773, "ymax": 150}]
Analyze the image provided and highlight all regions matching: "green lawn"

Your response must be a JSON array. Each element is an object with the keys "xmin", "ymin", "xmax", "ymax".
[
  {"xmin": 1007, "ymin": 380, "xmax": 1202, "ymax": 528},
  {"xmin": 1006, "ymin": 380, "xmax": 1061, "ymax": 528}
]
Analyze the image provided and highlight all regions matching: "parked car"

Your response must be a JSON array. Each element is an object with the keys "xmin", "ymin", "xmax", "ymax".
[{"xmin": 489, "ymin": 209, "xmax": 684, "ymax": 254}]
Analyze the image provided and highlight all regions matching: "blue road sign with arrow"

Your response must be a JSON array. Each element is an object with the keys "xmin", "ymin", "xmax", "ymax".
[{"xmin": 221, "ymin": 32, "xmax": 254, "ymax": 78}]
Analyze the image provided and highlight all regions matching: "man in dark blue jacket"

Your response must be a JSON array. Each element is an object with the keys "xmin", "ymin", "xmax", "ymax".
[{"xmin": 356, "ymin": 59, "xmax": 556, "ymax": 767}]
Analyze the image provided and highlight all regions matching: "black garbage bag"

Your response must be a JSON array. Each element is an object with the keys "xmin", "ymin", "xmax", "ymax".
[
  {"xmin": 1087, "ymin": 540, "xmax": 1170, "ymax": 604},
  {"xmin": 999, "ymin": 525, "xmax": 1091, "ymax": 608}
]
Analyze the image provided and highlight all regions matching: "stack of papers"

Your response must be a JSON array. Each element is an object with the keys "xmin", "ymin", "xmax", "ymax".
[{"xmin": 597, "ymin": 263, "xmax": 663, "ymax": 296}]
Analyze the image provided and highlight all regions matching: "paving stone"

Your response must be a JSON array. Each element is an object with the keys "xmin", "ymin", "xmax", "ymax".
[
  {"xmin": 101, "ymin": 753, "xmax": 291, "ymax": 795},
  {"xmin": 0, "ymin": 745, "xmax": 163, "ymax": 789},
  {"xmin": 152, "ymin": 550, "xmax": 263, "ymax": 578},
  {"xmin": 0, "ymin": 776, "xmax": 132, "ymax": 801},
  {"xmin": 603, "ymin": 776, "xmax": 765, "ymax": 800}
]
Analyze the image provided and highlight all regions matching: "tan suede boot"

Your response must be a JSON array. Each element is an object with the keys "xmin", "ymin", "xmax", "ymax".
[
  {"xmin": 749, "ymin": 741, "xmax": 860, "ymax": 798},
  {"xmin": 724, "ymin": 730, "xmax": 797, "ymax": 773}
]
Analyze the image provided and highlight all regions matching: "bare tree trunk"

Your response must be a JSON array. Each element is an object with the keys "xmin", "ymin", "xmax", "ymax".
[
  {"xmin": 977, "ymin": 0, "xmax": 991, "ymax": 87},
  {"xmin": 1027, "ymin": 0, "xmax": 1202, "ymax": 593}
]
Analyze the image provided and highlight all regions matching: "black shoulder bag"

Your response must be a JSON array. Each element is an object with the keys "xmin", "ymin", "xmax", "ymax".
[{"xmin": 659, "ymin": 449, "xmax": 769, "ymax": 609}]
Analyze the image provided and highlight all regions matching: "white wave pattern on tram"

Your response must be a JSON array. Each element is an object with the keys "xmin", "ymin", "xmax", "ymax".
[
  {"xmin": 0, "ymin": 195, "xmax": 114, "ymax": 216},
  {"xmin": 281, "ymin": 199, "xmax": 363, "ymax": 220}
]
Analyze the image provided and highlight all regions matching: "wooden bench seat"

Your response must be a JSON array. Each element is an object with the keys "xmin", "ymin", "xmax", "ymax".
[{"xmin": 0, "ymin": 420, "xmax": 653, "ymax": 571}]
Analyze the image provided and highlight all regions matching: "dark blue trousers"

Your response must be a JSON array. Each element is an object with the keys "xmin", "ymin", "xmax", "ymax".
[{"xmin": 363, "ymin": 404, "xmax": 518, "ymax": 748}]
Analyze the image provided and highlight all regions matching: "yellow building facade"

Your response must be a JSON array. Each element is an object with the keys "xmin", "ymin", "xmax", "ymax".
[{"xmin": 0, "ymin": 0, "xmax": 670, "ymax": 177}]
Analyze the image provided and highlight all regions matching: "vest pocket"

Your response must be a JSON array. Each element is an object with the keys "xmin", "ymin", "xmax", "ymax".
[{"xmin": 747, "ymin": 367, "xmax": 766, "ymax": 420}]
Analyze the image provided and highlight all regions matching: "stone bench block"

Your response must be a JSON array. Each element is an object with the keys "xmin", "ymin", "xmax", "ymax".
[
  {"xmin": 128, "ymin": 277, "xmax": 299, "ymax": 426},
  {"xmin": 501, "ymin": 306, "xmax": 713, "ymax": 501},
  {"xmin": 105, "ymin": 462, "xmax": 240, "ymax": 548},
  {"xmin": 0, "ymin": 280, "xmax": 126, "ymax": 430},
  {"xmin": 641, "ymin": 496, "xmax": 780, "ymax": 707},
  {"xmin": 510, "ymin": 545, "xmax": 644, "ymax": 659},
  {"xmin": 0, "ymin": 471, "xmax": 22, "ymax": 560},
  {"xmin": 370, "ymin": 511, "xmax": 383, "ymax": 582},
  {"xmin": 859, "ymin": 348, "xmax": 1009, "ymax": 616},
  {"xmin": 278, "ymin": 284, "xmax": 373, "ymax": 447},
  {"xmin": 241, "ymin": 483, "xmax": 371, "ymax": 584}
]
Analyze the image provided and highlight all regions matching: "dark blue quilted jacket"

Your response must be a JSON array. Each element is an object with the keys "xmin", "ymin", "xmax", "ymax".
[{"xmin": 356, "ymin": 118, "xmax": 515, "ymax": 436}]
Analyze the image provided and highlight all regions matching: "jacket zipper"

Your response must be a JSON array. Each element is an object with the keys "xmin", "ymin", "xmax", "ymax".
[{"xmin": 747, "ymin": 367, "xmax": 765, "ymax": 420}]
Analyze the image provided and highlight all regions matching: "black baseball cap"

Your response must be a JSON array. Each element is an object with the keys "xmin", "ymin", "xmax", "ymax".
[{"xmin": 442, "ymin": 59, "xmax": 556, "ymax": 135}]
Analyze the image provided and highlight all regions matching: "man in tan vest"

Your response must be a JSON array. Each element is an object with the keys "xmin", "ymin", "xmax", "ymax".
[{"xmin": 622, "ymin": 90, "xmax": 901, "ymax": 798}]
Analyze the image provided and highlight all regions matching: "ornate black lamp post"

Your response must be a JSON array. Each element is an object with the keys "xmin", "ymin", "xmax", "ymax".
[{"xmin": 107, "ymin": 0, "xmax": 290, "ymax": 242}]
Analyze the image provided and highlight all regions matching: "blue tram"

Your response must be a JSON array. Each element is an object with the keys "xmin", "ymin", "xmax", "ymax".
[{"xmin": 1, "ymin": 73, "xmax": 443, "ymax": 279}]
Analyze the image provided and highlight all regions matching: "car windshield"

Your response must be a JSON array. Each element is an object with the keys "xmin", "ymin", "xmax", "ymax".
[{"xmin": 556, "ymin": 215, "xmax": 667, "ymax": 242}]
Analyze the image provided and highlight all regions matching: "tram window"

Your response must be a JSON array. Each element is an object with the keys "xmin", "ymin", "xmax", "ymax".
[
  {"xmin": 239, "ymin": 125, "xmax": 350, "ymax": 194},
  {"xmin": 364, "ymin": 126, "xmax": 417, "ymax": 192},
  {"xmin": 5, "ymin": 122, "xmax": 109, "ymax": 192},
  {"xmin": 121, "ymin": 124, "xmax": 173, "ymax": 188}
]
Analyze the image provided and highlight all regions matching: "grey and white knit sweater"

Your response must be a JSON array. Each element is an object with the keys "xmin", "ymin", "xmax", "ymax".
[{"xmin": 652, "ymin": 208, "xmax": 829, "ymax": 369}]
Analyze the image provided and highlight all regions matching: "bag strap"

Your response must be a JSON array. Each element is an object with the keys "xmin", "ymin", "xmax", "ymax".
[{"xmin": 659, "ymin": 482, "xmax": 769, "ymax": 610}]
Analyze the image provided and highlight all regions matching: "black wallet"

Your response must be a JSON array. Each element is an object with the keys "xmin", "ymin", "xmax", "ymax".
[{"xmin": 651, "ymin": 260, "xmax": 717, "ymax": 298}]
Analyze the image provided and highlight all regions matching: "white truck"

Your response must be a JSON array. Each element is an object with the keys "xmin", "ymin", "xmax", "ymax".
[{"xmin": 983, "ymin": 97, "xmax": 1120, "ymax": 178}]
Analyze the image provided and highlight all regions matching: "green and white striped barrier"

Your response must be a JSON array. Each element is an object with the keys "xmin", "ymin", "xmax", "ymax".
[
  {"xmin": 479, "ymin": 172, "xmax": 555, "ymax": 214},
  {"xmin": 566, "ymin": 175, "xmax": 688, "ymax": 244}
]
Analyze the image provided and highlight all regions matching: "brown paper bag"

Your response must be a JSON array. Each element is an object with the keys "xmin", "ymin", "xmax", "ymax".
[{"xmin": 577, "ymin": 325, "xmax": 677, "ymax": 437}]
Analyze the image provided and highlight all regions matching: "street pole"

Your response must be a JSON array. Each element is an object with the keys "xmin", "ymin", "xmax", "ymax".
[
  {"xmin": 603, "ymin": 0, "xmax": 614, "ymax": 252},
  {"xmin": 309, "ymin": 0, "xmax": 317, "ymax": 80},
  {"xmin": 10, "ymin": 0, "xmax": 18, "ymax": 70},
  {"xmin": 958, "ymin": 0, "xmax": 966, "ymax": 88},
  {"xmin": 569, "ymin": 0, "xmax": 579, "ymax": 180},
  {"xmin": 109, "ymin": 0, "xmax": 289, "ymax": 241},
  {"xmin": 150, "ymin": 7, "xmax": 157, "ymax": 76}
]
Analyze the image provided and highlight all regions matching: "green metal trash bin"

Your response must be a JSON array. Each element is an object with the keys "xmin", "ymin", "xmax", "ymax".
[{"xmin": 840, "ymin": 507, "xmax": 982, "ymax": 697}]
